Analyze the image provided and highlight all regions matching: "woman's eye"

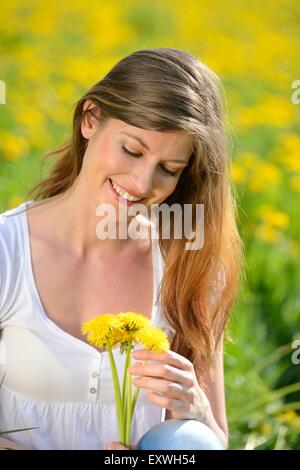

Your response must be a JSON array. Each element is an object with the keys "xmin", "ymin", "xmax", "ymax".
[
  {"xmin": 159, "ymin": 165, "xmax": 179, "ymax": 177},
  {"xmin": 121, "ymin": 145, "xmax": 141, "ymax": 158},
  {"xmin": 121, "ymin": 145, "xmax": 179, "ymax": 177}
]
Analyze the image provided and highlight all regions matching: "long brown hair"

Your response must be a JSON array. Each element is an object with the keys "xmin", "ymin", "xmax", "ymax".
[{"xmin": 27, "ymin": 47, "xmax": 243, "ymax": 376}]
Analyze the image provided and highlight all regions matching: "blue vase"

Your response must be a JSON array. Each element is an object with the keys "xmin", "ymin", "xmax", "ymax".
[{"xmin": 136, "ymin": 419, "xmax": 225, "ymax": 450}]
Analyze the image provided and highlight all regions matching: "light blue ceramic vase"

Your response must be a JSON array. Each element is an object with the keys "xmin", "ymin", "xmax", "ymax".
[{"xmin": 136, "ymin": 419, "xmax": 225, "ymax": 450}]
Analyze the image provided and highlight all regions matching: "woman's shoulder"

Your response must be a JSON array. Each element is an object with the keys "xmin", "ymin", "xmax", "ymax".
[
  {"xmin": 0, "ymin": 200, "xmax": 30, "ymax": 243},
  {"xmin": 0, "ymin": 200, "xmax": 32, "ymax": 322}
]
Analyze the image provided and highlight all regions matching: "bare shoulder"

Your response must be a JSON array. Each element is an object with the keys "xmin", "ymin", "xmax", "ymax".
[{"xmin": 26, "ymin": 195, "xmax": 62, "ymax": 221}]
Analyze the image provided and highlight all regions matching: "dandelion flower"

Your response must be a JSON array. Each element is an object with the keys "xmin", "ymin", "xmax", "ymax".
[
  {"xmin": 118, "ymin": 311, "xmax": 151, "ymax": 330},
  {"xmin": 81, "ymin": 314, "xmax": 120, "ymax": 349},
  {"xmin": 136, "ymin": 326, "xmax": 170, "ymax": 353},
  {"xmin": 107, "ymin": 311, "xmax": 152, "ymax": 353}
]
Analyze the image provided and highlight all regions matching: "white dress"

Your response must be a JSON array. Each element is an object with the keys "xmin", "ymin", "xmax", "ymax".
[{"xmin": 0, "ymin": 200, "xmax": 176, "ymax": 450}]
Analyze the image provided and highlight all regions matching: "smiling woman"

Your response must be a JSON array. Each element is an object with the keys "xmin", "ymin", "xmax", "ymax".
[{"xmin": 0, "ymin": 47, "xmax": 243, "ymax": 450}]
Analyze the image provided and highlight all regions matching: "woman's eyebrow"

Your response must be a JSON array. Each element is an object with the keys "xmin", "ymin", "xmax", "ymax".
[
  {"xmin": 120, "ymin": 131, "xmax": 150, "ymax": 150},
  {"xmin": 120, "ymin": 131, "xmax": 190, "ymax": 164}
]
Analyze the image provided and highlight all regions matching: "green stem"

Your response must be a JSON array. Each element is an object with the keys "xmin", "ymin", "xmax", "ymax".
[
  {"xmin": 131, "ymin": 360, "xmax": 148, "ymax": 420},
  {"xmin": 122, "ymin": 345, "xmax": 132, "ymax": 415},
  {"xmin": 125, "ymin": 364, "xmax": 132, "ymax": 447},
  {"xmin": 122, "ymin": 344, "xmax": 132, "ymax": 441},
  {"xmin": 107, "ymin": 343, "xmax": 124, "ymax": 444},
  {"xmin": 131, "ymin": 386, "xmax": 140, "ymax": 420}
]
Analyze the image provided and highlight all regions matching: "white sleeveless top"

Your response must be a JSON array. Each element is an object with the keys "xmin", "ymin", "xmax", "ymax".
[{"xmin": 0, "ymin": 200, "xmax": 176, "ymax": 450}]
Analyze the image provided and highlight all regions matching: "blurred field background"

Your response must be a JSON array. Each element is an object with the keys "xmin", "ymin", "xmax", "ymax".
[{"xmin": 0, "ymin": 0, "xmax": 300, "ymax": 450}]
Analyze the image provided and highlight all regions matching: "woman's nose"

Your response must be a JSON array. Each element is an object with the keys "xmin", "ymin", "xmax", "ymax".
[{"xmin": 132, "ymin": 167, "xmax": 155, "ymax": 198}]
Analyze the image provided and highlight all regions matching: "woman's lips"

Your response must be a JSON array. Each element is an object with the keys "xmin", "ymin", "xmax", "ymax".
[
  {"xmin": 108, "ymin": 178, "xmax": 145, "ymax": 206},
  {"xmin": 110, "ymin": 178, "xmax": 144, "ymax": 199}
]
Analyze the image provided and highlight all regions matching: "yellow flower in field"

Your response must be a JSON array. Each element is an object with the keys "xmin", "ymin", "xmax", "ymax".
[
  {"xmin": 0, "ymin": 131, "xmax": 29, "ymax": 160},
  {"xmin": 56, "ymin": 82, "xmax": 77, "ymax": 101},
  {"xmin": 256, "ymin": 224, "xmax": 281, "ymax": 243},
  {"xmin": 230, "ymin": 163, "xmax": 245, "ymax": 184},
  {"xmin": 259, "ymin": 422, "xmax": 272, "ymax": 436},
  {"xmin": 261, "ymin": 163, "xmax": 282, "ymax": 183},
  {"xmin": 281, "ymin": 155, "xmax": 300, "ymax": 173},
  {"xmin": 290, "ymin": 176, "xmax": 300, "ymax": 192},
  {"xmin": 14, "ymin": 106, "xmax": 45, "ymax": 128},
  {"xmin": 277, "ymin": 410, "xmax": 297, "ymax": 423},
  {"xmin": 240, "ymin": 152, "xmax": 260, "ymax": 169},
  {"xmin": 258, "ymin": 204, "xmax": 274, "ymax": 216},
  {"xmin": 271, "ymin": 133, "xmax": 300, "ymax": 173},
  {"xmin": 279, "ymin": 132, "xmax": 300, "ymax": 153},
  {"xmin": 247, "ymin": 162, "xmax": 282, "ymax": 192},
  {"xmin": 232, "ymin": 152, "xmax": 282, "ymax": 191},
  {"xmin": 81, "ymin": 314, "xmax": 120, "ymax": 349},
  {"xmin": 258, "ymin": 205, "xmax": 289, "ymax": 229},
  {"xmin": 256, "ymin": 204, "xmax": 289, "ymax": 243},
  {"xmin": 264, "ymin": 210, "xmax": 289, "ymax": 229},
  {"xmin": 276, "ymin": 410, "xmax": 300, "ymax": 431},
  {"xmin": 235, "ymin": 96, "xmax": 293, "ymax": 130},
  {"xmin": 136, "ymin": 326, "xmax": 170, "ymax": 353},
  {"xmin": 8, "ymin": 195, "xmax": 26, "ymax": 209}
]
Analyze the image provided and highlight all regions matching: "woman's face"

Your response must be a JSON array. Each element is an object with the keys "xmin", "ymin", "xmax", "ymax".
[{"xmin": 80, "ymin": 101, "xmax": 193, "ymax": 211}]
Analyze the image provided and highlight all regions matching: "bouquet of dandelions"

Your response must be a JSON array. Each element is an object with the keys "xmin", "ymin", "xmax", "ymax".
[{"xmin": 81, "ymin": 312, "xmax": 169, "ymax": 448}]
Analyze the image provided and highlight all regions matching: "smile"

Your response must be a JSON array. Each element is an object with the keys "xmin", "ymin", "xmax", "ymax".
[{"xmin": 109, "ymin": 178, "xmax": 144, "ymax": 202}]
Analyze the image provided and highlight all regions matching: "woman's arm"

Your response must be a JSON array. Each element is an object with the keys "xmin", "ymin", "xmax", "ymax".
[
  {"xmin": 0, "ymin": 436, "xmax": 24, "ymax": 450},
  {"xmin": 166, "ymin": 332, "xmax": 229, "ymax": 449}
]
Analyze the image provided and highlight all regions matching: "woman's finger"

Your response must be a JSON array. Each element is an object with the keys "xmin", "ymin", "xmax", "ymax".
[
  {"xmin": 129, "ymin": 362, "xmax": 194, "ymax": 387},
  {"xmin": 132, "ymin": 349, "xmax": 193, "ymax": 371},
  {"xmin": 132, "ymin": 376, "xmax": 193, "ymax": 403}
]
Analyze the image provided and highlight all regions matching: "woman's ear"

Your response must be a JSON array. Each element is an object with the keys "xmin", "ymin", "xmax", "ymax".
[{"xmin": 81, "ymin": 99, "xmax": 101, "ymax": 140}]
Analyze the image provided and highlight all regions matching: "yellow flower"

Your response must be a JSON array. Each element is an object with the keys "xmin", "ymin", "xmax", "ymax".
[
  {"xmin": 258, "ymin": 205, "xmax": 289, "ymax": 231},
  {"xmin": 240, "ymin": 152, "xmax": 260, "ymax": 169},
  {"xmin": 0, "ymin": 131, "xmax": 29, "ymax": 161},
  {"xmin": 230, "ymin": 163, "xmax": 245, "ymax": 184},
  {"xmin": 277, "ymin": 410, "xmax": 298, "ymax": 423},
  {"xmin": 81, "ymin": 311, "xmax": 152, "ymax": 350},
  {"xmin": 256, "ymin": 224, "xmax": 282, "ymax": 243},
  {"xmin": 136, "ymin": 326, "xmax": 170, "ymax": 353},
  {"xmin": 234, "ymin": 96, "xmax": 293, "ymax": 130},
  {"xmin": 81, "ymin": 314, "xmax": 120, "ymax": 349},
  {"xmin": 264, "ymin": 210, "xmax": 289, "ymax": 229},
  {"xmin": 259, "ymin": 422, "xmax": 272, "ymax": 436},
  {"xmin": 290, "ymin": 176, "xmax": 300, "ymax": 192},
  {"xmin": 279, "ymin": 132, "xmax": 300, "ymax": 153},
  {"xmin": 8, "ymin": 195, "xmax": 26, "ymax": 209},
  {"xmin": 118, "ymin": 311, "xmax": 151, "ymax": 332},
  {"xmin": 111, "ymin": 311, "xmax": 152, "ymax": 346}
]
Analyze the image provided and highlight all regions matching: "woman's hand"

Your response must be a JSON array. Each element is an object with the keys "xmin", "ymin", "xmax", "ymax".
[
  {"xmin": 105, "ymin": 442, "xmax": 137, "ymax": 450},
  {"xmin": 129, "ymin": 349, "xmax": 211, "ymax": 421}
]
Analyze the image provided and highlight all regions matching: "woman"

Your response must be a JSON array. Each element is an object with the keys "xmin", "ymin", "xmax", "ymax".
[{"xmin": 0, "ymin": 47, "xmax": 242, "ymax": 450}]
